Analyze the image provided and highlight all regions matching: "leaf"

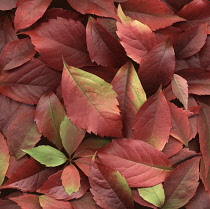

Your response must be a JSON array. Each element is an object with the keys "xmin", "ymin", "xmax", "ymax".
[
  {"xmin": 138, "ymin": 184, "xmax": 165, "ymax": 208},
  {"xmin": 162, "ymin": 156, "xmax": 200, "ymax": 209},
  {"xmin": 61, "ymin": 63, "xmax": 122, "ymax": 138},
  {"xmin": 73, "ymin": 157, "xmax": 92, "ymax": 177},
  {"xmin": 171, "ymin": 74, "xmax": 188, "ymax": 109},
  {"xmin": 10, "ymin": 194, "xmax": 42, "ymax": 209},
  {"xmin": 98, "ymin": 139, "xmax": 172, "ymax": 187},
  {"xmin": 0, "ymin": 199, "xmax": 21, "ymax": 209},
  {"xmin": 35, "ymin": 92, "xmax": 66, "ymax": 150},
  {"xmin": 60, "ymin": 116, "xmax": 85, "ymax": 156},
  {"xmin": 89, "ymin": 160, "xmax": 134, "ymax": 209},
  {"xmin": 23, "ymin": 145, "xmax": 68, "ymax": 167},
  {"xmin": 7, "ymin": 110, "xmax": 41, "ymax": 160},
  {"xmin": 39, "ymin": 195, "xmax": 73, "ymax": 209},
  {"xmin": 116, "ymin": 5, "xmax": 156, "ymax": 64},
  {"xmin": 14, "ymin": 0, "xmax": 53, "ymax": 32},
  {"xmin": 0, "ymin": 133, "xmax": 10, "ymax": 186},
  {"xmin": 138, "ymin": 41, "xmax": 175, "ymax": 94},
  {"xmin": 2, "ymin": 158, "xmax": 57, "ymax": 192},
  {"xmin": 133, "ymin": 89, "xmax": 171, "ymax": 150},
  {"xmin": 0, "ymin": 38, "xmax": 36, "ymax": 72},
  {"xmin": 199, "ymin": 36, "xmax": 210, "ymax": 70},
  {"xmin": 0, "ymin": 58, "xmax": 61, "ymax": 105},
  {"xmin": 174, "ymin": 24, "xmax": 208, "ymax": 59},
  {"xmin": 120, "ymin": 0, "xmax": 185, "ymax": 31},
  {"xmin": 86, "ymin": 17, "xmax": 127, "ymax": 68},
  {"xmin": 61, "ymin": 164, "xmax": 80, "ymax": 195},
  {"xmin": 0, "ymin": 0, "xmax": 17, "ymax": 10},
  {"xmin": 24, "ymin": 17, "xmax": 92, "ymax": 71},
  {"xmin": 168, "ymin": 102, "xmax": 191, "ymax": 145},
  {"xmin": 66, "ymin": 0, "xmax": 118, "ymax": 19},
  {"xmin": 111, "ymin": 61, "xmax": 146, "ymax": 138},
  {"xmin": 200, "ymin": 158, "xmax": 210, "ymax": 193}
]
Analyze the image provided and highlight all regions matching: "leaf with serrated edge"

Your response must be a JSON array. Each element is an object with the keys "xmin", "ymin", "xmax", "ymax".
[{"xmin": 22, "ymin": 145, "xmax": 68, "ymax": 167}]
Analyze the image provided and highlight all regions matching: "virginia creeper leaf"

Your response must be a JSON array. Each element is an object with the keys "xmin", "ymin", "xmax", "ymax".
[
  {"xmin": 171, "ymin": 74, "xmax": 188, "ymax": 109},
  {"xmin": 200, "ymin": 158, "xmax": 210, "ymax": 193},
  {"xmin": 0, "ymin": 38, "xmax": 36, "ymax": 72},
  {"xmin": 7, "ymin": 110, "xmax": 41, "ymax": 160},
  {"xmin": 0, "ymin": 58, "xmax": 61, "ymax": 105},
  {"xmin": 111, "ymin": 61, "xmax": 146, "ymax": 138},
  {"xmin": 35, "ymin": 92, "xmax": 66, "ymax": 150},
  {"xmin": 89, "ymin": 160, "xmax": 134, "ymax": 209},
  {"xmin": 138, "ymin": 184, "xmax": 165, "ymax": 208},
  {"xmin": 61, "ymin": 164, "xmax": 80, "ymax": 195},
  {"xmin": 162, "ymin": 156, "xmax": 200, "ymax": 209},
  {"xmin": 62, "ymin": 63, "xmax": 122, "ymax": 138},
  {"xmin": 14, "ymin": 0, "xmax": 53, "ymax": 32},
  {"xmin": 138, "ymin": 41, "xmax": 175, "ymax": 94},
  {"xmin": 0, "ymin": 0, "xmax": 17, "ymax": 10},
  {"xmin": 60, "ymin": 116, "xmax": 85, "ymax": 156},
  {"xmin": 0, "ymin": 133, "xmax": 10, "ymax": 186},
  {"xmin": 133, "ymin": 89, "xmax": 171, "ymax": 150},
  {"xmin": 98, "ymin": 139, "xmax": 172, "ymax": 187},
  {"xmin": 22, "ymin": 145, "xmax": 68, "ymax": 167}
]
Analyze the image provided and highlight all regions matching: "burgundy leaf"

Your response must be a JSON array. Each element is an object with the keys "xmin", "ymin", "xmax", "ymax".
[
  {"xmin": 0, "ymin": 38, "xmax": 36, "ymax": 72},
  {"xmin": 0, "ymin": 0, "xmax": 17, "ymax": 10},
  {"xmin": 200, "ymin": 158, "xmax": 210, "ymax": 193},
  {"xmin": 14, "ymin": 0, "xmax": 53, "ymax": 32},
  {"xmin": 0, "ymin": 58, "xmax": 61, "ymax": 104},
  {"xmin": 199, "ymin": 36, "xmax": 210, "ymax": 71},
  {"xmin": 161, "ymin": 0, "xmax": 193, "ymax": 12},
  {"xmin": 133, "ymin": 89, "xmax": 171, "ymax": 150},
  {"xmin": 98, "ymin": 139, "xmax": 172, "ymax": 187},
  {"xmin": 0, "ymin": 199, "xmax": 20, "ymax": 209}
]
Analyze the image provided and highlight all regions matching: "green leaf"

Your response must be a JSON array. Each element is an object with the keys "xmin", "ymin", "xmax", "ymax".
[
  {"xmin": 138, "ymin": 183, "xmax": 165, "ymax": 208},
  {"xmin": 22, "ymin": 145, "xmax": 68, "ymax": 167}
]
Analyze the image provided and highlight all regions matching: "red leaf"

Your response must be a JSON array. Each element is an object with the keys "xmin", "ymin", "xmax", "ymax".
[
  {"xmin": 35, "ymin": 92, "xmax": 66, "ymax": 150},
  {"xmin": 0, "ymin": 0, "xmax": 17, "ymax": 10},
  {"xmin": 0, "ymin": 38, "xmax": 36, "ymax": 72},
  {"xmin": 161, "ymin": 0, "xmax": 192, "ymax": 12},
  {"xmin": 138, "ymin": 41, "xmax": 175, "ymax": 94},
  {"xmin": 98, "ymin": 139, "xmax": 172, "ymax": 187},
  {"xmin": 1, "ymin": 158, "xmax": 57, "ymax": 192},
  {"xmin": 25, "ymin": 17, "xmax": 92, "ymax": 71},
  {"xmin": 120, "ymin": 0, "xmax": 185, "ymax": 31},
  {"xmin": 61, "ymin": 64, "xmax": 122, "ymax": 138},
  {"xmin": 0, "ymin": 133, "xmax": 10, "ymax": 186},
  {"xmin": 174, "ymin": 24, "xmax": 208, "ymax": 59},
  {"xmin": 133, "ymin": 89, "xmax": 171, "ymax": 150},
  {"xmin": 0, "ymin": 58, "xmax": 61, "ymax": 104},
  {"xmin": 66, "ymin": 0, "xmax": 118, "ymax": 19},
  {"xmin": 0, "ymin": 199, "xmax": 20, "ymax": 209},
  {"xmin": 86, "ymin": 17, "xmax": 127, "ymax": 68},
  {"xmin": 116, "ymin": 6, "xmax": 156, "ymax": 64},
  {"xmin": 73, "ymin": 157, "xmax": 92, "ymax": 177},
  {"xmin": 14, "ymin": 0, "xmax": 53, "ymax": 32},
  {"xmin": 39, "ymin": 195, "xmax": 72, "ymax": 209},
  {"xmin": 162, "ymin": 156, "xmax": 200, "ymax": 209},
  {"xmin": 10, "ymin": 194, "xmax": 42, "ymax": 209},
  {"xmin": 199, "ymin": 36, "xmax": 210, "ymax": 70},
  {"xmin": 89, "ymin": 160, "xmax": 134, "ymax": 209},
  {"xmin": 111, "ymin": 61, "xmax": 146, "ymax": 138},
  {"xmin": 200, "ymin": 158, "xmax": 210, "ymax": 193}
]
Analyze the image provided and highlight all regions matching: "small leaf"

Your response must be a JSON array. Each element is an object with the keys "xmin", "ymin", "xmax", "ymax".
[
  {"xmin": 22, "ymin": 145, "xmax": 68, "ymax": 167},
  {"xmin": 138, "ymin": 184, "xmax": 165, "ymax": 208}
]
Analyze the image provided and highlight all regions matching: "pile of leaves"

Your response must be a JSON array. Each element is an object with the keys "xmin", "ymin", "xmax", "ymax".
[{"xmin": 1, "ymin": 0, "xmax": 210, "ymax": 208}]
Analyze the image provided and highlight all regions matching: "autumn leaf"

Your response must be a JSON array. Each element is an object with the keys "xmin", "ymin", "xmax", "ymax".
[{"xmin": 0, "ymin": 0, "xmax": 17, "ymax": 10}]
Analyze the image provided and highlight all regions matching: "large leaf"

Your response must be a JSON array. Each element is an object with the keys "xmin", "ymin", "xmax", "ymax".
[
  {"xmin": 162, "ymin": 156, "xmax": 200, "ymax": 209},
  {"xmin": 171, "ymin": 74, "xmax": 188, "ymax": 109},
  {"xmin": 0, "ymin": 0, "xmax": 17, "ymax": 10},
  {"xmin": 0, "ymin": 133, "xmax": 10, "ymax": 186},
  {"xmin": 35, "ymin": 92, "xmax": 66, "ymax": 150},
  {"xmin": 120, "ymin": 0, "xmax": 185, "ymax": 31},
  {"xmin": 89, "ymin": 160, "xmax": 134, "ymax": 209},
  {"xmin": 174, "ymin": 24, "xmax": 208, "ymax": 59},
  {"xmin": 0, "ymin": 58, "xmax": 61, "ymax": 105},
  {"xmin": 133, "ymin": 89, "xmax": 171, "ymax": 150},
  {"xmin": 25, "ymin": 17, "xmax": 92, "ymax": 71},
  {"xmin": 138, "ymin": 41, "xmax": 175, "ymax": 94},
  {"xmin": 7, "ymin": 110, "xmax": 41, "ymax": 160},
  {"xmin": 111, "ymin": 61, "xmax": 146, "ymax": 138},
  {"xmin": 23, "ymin": 145, "xmax": 68, "ymax": 167},
  {"xmin": 0, "ymin": 38, "xmax": 36, "ymax": 72},
  {"xmin": 60, "ymin": 116, "xmax": 85, "ymax": 156},
  {"xmin": 14, "ymin": 0, "xmax": 53, "ymax": 32},
  {"xmin": 116, "ymin": 6, "xmax": 156, "ymax": 64},
  {"xmin": 86, "ymin": 17, "xmax": 127, "ymax": 68},
  {"xmin": 61, "ymin": 63, "xmax": 122, "ymax": 138},
  {"xmin": 67, "ymin": 0, "xmax": 118, "ymax": 19},
  {"xmin": 98, "ymin": 139, "xmax": 172, "ymax": 187}
]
